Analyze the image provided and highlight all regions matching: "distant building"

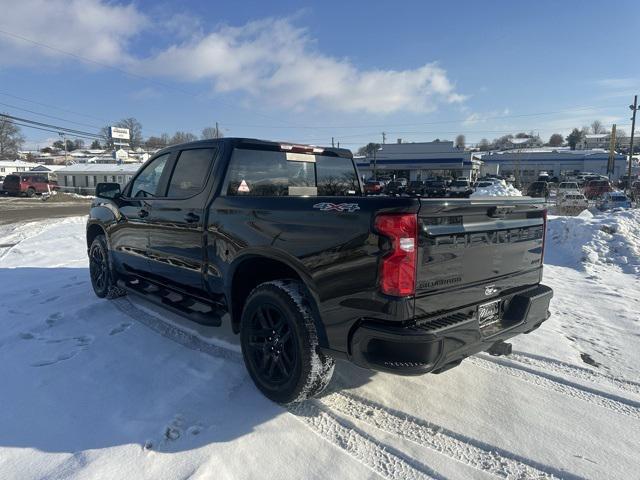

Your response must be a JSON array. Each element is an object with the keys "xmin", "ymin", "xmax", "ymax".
[
  {"xmin": 30, "ymin": 164, "xmax": 67, "ymax": 181},
  {"xmin": 356, "ymin": 140, "xmax": 480, "ymax": 181},
  {"xmin": 578, "ymin": 134, "xmax": 610, "ymax": 150},
  {"xmin": 577, "ymin": 133, "xmax": 636, "ymax": 150},
  {"xmin": 56, "ymin": 163, "xmax": 142, "ymax": 194},
  {"xmin": 0, "ymin": 159, "xmax": 38, "ymax": 177},
  {"xmin": 478, "ymin": 148, "xmax": 628, "ymax": 182}
]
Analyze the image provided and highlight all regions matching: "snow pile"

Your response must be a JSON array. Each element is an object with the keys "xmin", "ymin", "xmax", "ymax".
[
  {"xmin": 470, "ymin": 180, "xmax": 522, "ymax": 197},
  {"xmin": 546, "ymin": 209, "xmax": 640, "ymax": 275}
]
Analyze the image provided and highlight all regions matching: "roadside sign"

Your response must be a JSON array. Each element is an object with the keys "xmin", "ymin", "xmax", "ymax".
[{"xmin": 110, "ymin": 127, "xmax": 130, "ymax": 140}]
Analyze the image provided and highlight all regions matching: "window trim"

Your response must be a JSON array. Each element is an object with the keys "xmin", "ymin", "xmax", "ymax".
[{"xmin": 163, "ymin": 147, "xmax": 218, "ymax": 200}]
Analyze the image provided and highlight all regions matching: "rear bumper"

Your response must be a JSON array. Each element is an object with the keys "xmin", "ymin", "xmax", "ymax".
[{"xmin": 348, "ymin": 284, "xmax": 553, "ymax": 375}]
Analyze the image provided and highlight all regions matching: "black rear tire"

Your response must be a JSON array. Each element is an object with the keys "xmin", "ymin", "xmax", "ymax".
[
  {"xmin": 89, "ymin": 234, "xmax": 126, "ymax": 299},
  {"xmin": 240, "ymin": 280, "xmax": 334, "ymax": 404},
  {"xmin": 26, "ymin": 187, "xmax": 36, "ymax": 198}
]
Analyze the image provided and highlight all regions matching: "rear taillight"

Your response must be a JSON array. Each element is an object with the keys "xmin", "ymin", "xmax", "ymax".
[
  {"xmin": 541, "ymin": 209, "xmax": 547, "ymax": 263},
  {"xmin": 374, "ymin": 213, "xmax": 417, "ymax": 296}
]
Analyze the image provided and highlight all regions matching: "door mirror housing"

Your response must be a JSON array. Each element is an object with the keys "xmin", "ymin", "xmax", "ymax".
[{"xmin": 95, "ymin": 182, "xmax": 121, "ymax": 200}]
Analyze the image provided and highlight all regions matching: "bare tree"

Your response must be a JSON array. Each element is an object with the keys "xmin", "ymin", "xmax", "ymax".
[
  {"xmin": 548, "ymin": 133, "xmax": 563, "ymax": 147},
  {"xmin": 478, "ymin": 138, "xmax": 490, "ymax": 151},
  {"xmin": 202, "ymin": 126, "xmax": 223, "ymax": 139},
  {"xmin": 115, "ymin": 118, "xmax": 143, "ymax": 148},
  {"xmin": 455, "ymin": 134, "xmax": 465, "ymax": 148},
  {"xmin": 145, "ymin": 134, "xmax": 170, "ymax": 150},
  {"xmin": 171, "ymin": 131, "xmax": 198, "ymax": 144},
  {"xmin": 0, "ymin": 115, "xmax": 25, "ymax": 159},
  {"xmin": 590, "ymin": 120, "xmax": 606, "ymax": 134}
]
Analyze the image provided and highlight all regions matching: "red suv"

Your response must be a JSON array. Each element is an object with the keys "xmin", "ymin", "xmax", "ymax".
[
  {"xmin": 1, "ymin": 174, "xmax": 59, "ymax": 197},
  {"xmin": 583, "ymin": 179, "xmax": 612, "ymax": 199}
]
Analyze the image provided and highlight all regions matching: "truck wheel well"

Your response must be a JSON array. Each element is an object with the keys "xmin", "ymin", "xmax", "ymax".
[
  {"xmin": 86, "ymin": 224, "xmax": 105, "ymax": 248},
  {"xmin": 231, "ymin": 257, "xmax": 302, "ymax": 334}
]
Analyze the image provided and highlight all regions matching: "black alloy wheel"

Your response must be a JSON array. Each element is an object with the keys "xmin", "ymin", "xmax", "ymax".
[
  {"xmin": 89, "ymin": 240, "xmax": 109, "ymax": 297},
  {"xmin": 246, "ymin": 303, "xmax": 297, "ymax": 386}
]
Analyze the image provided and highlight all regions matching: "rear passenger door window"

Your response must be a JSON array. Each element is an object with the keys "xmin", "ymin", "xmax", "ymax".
[{"xmin": 166, "ymin": 148, "xmax": 217, "ymax": 198}]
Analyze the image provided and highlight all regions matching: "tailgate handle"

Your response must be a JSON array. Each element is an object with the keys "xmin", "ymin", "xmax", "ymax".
[{"xmin": 488, "ymin": 205, "xmax": 515, "ymax": 218}]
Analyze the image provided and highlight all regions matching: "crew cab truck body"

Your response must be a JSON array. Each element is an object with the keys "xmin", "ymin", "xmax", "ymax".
[{"xmin": 87, "ymin": 138, "xmax": 553, "ymax": 403}]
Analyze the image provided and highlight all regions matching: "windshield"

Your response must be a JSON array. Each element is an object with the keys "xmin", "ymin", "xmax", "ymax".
[{"xmin": 452, "ymin": 181, "xmax": 468, "ymax": 187}]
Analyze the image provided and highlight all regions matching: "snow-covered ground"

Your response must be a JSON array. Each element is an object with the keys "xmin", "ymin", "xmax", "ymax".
[{"xmin": 1, "ymin": 213, "xmax": 639, "ymax": 479}]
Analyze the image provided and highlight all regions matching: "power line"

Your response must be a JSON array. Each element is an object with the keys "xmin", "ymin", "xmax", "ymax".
[
  {"xmin": 0, "ymin": 90, "xmax": 114, "ymax": 124},
  {"xmin": 0, "ymin": 101, "xmax": 104, "ymax": 130},
  {"xmin": 1, "ymin": 113, "xmax": 105, "ymax": 139}
]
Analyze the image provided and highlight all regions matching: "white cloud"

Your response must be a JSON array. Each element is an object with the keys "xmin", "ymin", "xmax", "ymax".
[
  {"xmin": 137, "ymin": 17, "xmax": 465, "ymax": 114},
  {"xmin": 0, "ymin": 0, "xmax": 146, "ymax": 65},
  {"xmin": 0, "ymin": 2, "xmax": 464, "ymax": 114},
  {"xmin": 463, "ymin": 108, "xmax": 510, "ymax": 125},
  {"xmin": 595, "ymin": 78, "xmax": 638, "ymax": 89}
]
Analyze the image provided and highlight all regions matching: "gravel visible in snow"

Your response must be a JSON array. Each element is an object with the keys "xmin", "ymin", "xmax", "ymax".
[{"xmin": 470, "ymin": 180, "xmax": 522, "ymax": 197}]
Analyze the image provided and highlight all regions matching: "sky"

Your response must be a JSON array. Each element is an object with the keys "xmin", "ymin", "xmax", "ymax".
[{"xmin": 0, "ymin": 0, "xmax": 639, "ymax": 151}]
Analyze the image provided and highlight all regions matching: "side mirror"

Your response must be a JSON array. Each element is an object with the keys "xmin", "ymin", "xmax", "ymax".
[{"xmin": 95, "ymin": 182, "xmax": 121, "ymax": 200}]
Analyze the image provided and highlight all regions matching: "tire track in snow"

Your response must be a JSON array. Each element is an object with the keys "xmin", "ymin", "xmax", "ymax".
[
  {"xmin": 320, "ymin": 392, "xmax": 573, "ymax": 480},
  {"xmin": 470, "ymin": 357, "xmax": 640, "ymax": 420},
  {"xmin": 288, "ymin": 400, "xmax": 440, "ymax": 480},
  {"xmin": 492, "ymin": 352, "xmax": 640, "ymax": 397},
  {"xmin": 117, "ymin": 297, "xmax": 440, "ymax": 479}
]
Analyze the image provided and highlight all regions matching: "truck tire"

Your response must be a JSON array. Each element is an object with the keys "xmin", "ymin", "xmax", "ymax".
[
  {"xmin": 240, "ymin": 280, "xmax": 334, "ymax": 404},
  {"xmin": 89, "ymin": 234, "xmax": 126, "ymax": 299},
  {"xmin": 26, "ymin": 187, "xmax": 36, "ymax": 198}
]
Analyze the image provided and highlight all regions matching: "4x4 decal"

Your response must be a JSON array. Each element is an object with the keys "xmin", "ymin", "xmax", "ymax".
[{"xmin": 313, "ymin": 202, "xmax": 361, "ymax": 213}]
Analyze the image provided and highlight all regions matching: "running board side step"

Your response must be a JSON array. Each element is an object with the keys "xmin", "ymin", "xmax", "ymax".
[{"xmin": 117, "ymin": 277, "xmax": 224, "ymax": 327}]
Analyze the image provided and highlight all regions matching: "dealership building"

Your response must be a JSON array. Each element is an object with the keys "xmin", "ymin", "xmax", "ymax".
[
  {"xmin": 355, "ymin": 140, "xmax": 481, "ymax": 181},
  {"xmin": 477, "ymin": 148, "xmax": 629, "ymax": 182}
]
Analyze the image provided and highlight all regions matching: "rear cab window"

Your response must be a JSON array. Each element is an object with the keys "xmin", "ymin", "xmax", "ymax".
[{"xmin": 224, "ymin": 148, "xmax": 360, "ymax": 197}]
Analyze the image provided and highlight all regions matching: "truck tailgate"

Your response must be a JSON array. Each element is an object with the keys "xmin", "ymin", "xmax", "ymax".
[{"xmin": 415, "ymin": 198, "xmax": 545, "ymax": 318}]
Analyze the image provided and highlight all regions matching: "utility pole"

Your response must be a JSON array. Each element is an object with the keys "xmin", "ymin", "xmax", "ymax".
[
  {"xmin": 381, "ymin": 131, "xmax": 386, "ymax": 144},
  {"xmin": 607, "ymin": 124, "xmax": 616, "ymax": 179},
  {"xmin": 331, "ymin": 137, "xmax": 334, "ymax": 147},
  {"xmin": 59, "ymin": 132, "xmax": 68, "ymax": 165},
  {"xmin": 373, "ymin": 147, "xmax": 378, "ymax": 180},
  {"xmin": 627, "ymin": 95, "xmax": 638, "ymax": 192},
  {"xmin": 215, "ymin": 122, "xmax": 220, "ymax": 139}
]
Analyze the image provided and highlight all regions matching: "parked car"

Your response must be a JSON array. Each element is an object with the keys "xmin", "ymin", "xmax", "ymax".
[
  {"xmin": 448, "ymin": 179, "xmax": 473, "ymax": 198},
  {"xmin": 423, "ymin": 180, "xmax": 448, "ymax": 198},
  {"xmin": 86, "ymin": 137, "xmax": 552, "ymax": 404},
  {"xmin": 617, "ymin": 175, "xmax": 638, "ymax": 190},
  {"xmin": 598, "ymin": 191, "xmax": 632, "ymax": 210},
  {"xmin": 364, "ymin": 180, "xmax": 385, "ymax": 195},
  {"xmin": 406, "ymin": 180, "xmax": 426, "ymax": 196},
  {"xmin": 557, "ymin": 193, "xmax": 589, "ymax": 214},
  {"xmin": 526, "ymin": 181, "xmax": 550, "ymax": 199},
  {"xmin": 1, "ymin": 173, "xmax": 59, "ymax": 197},
  {"xmin": 556, "ymin": 182, "xmax": 580, "ymax": 198},
  {"xmin": 583, "ymin": 179, "xmax": 612, "ymax": 200},
  {"xmin": 385, "ymin": 180, "xmax": 406, "ymax": 195}
]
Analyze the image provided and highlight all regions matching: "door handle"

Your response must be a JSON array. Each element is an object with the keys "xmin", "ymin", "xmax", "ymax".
[
  {"xmin": 184, "ymin": 212, "xmax": 200, "ymax": 223},
  {"xmin": 139, "ymin": 209, "xmax": 149, "ymax": 218}
]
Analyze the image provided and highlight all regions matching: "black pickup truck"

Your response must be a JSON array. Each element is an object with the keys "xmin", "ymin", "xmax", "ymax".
[{"xmin": 87, "ymin": 138, "xmax": 553, "ymax": 403}]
